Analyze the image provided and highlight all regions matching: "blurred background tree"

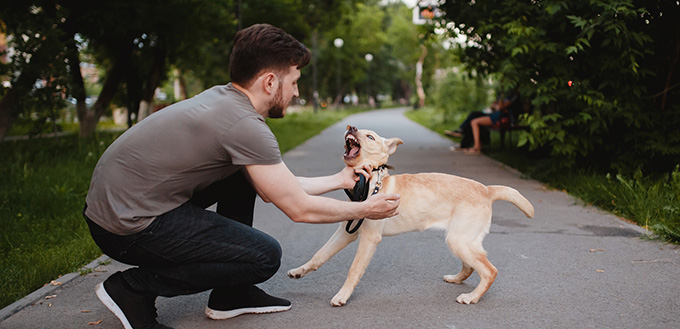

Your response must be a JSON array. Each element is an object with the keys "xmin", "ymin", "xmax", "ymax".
[{"xmin": 1, "ymin": 0, "xmax": 677, "ymax": 174}]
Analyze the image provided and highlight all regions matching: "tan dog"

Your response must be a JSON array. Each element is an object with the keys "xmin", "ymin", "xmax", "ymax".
[{"xmin": 288, "ymin": 125, "xmax": 535, "ymax": 306}]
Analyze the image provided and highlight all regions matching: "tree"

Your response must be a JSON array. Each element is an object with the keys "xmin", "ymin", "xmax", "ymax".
[
  {"xmin": 440, "ymin": 0, "xmax": 679, "ymax": 173},
  {"xmin": 68, "ymin": 0, "xmax": 237, "ymax": 134},
  {"xmin": 384, "ymin": 3, "xmax": 421, "ymax": 103},
  {"xmin": 0, "ymin": 0, "xmax": 239, "ymax": 140},
  {"xmin": 0, "ymin": 2, "xmax": 71, "ymax": 141},
  {"xmin": 0, "ymin": 0, "xmax": 430, "ymax": 141}
]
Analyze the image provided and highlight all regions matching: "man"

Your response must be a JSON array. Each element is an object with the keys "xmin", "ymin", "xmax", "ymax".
[{"xmin": 84, "ymin": 24, "xmax": 400, "ymax": 329}]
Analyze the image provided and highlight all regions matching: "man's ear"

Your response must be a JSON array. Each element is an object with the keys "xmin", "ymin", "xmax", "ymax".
[
  {"xmin": 262, "ymin": 72, "xmax": 278, "ymax": 95},
  {"xmin": 385, "ymin": 138, "xmax": 404, "ymax": 155}
]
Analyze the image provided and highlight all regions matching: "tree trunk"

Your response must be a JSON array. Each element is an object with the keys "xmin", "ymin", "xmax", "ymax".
[
  {"xmin": 0, "ymin": 89, "xmax": 18, "ymax": 142},
  {"xmin": 661, "ymin": 24, "xmax": 680, "ymax": 110},
  {"xmin": 138, "ymin": 43, "xmax": 166, "ymax": 120},
  {"xmin": 125, "ymin": 61, "xmax": 143, "ymax": 128},
  {"xmin": 415, "ymin": 45, "xmax": 428, "ymax": 109},
  {"xmin": 173, "ymin": 69, "xmax": 187, "ymax": 101},
  {"xmin": 65, "ymin": 38, "xmax": 90, "ymax": 136},
  {"xmin": 178, "ymin": 75, "xmax": 188, "ymax": 100},
  {"xmin": 312, "ymin": 29, "xmax": 319, "ymax": 112},
  {"xmin": 67, "ymin": 36, "xmax": 128, "ymax": 138},
  {"xmin": 78, "ymin": 57, "xmax": 126, "ymax": 138}
]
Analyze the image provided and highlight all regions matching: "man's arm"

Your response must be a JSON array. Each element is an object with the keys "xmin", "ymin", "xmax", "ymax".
[
  {"xmin": 296, "ymin": 165, "xmax": 371, "ymax": 196},
  {"xmin": 245, "ymin": 162, "xmax": 399, "ymax": 224}
]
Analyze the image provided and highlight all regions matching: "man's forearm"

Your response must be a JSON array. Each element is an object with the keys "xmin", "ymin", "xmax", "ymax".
[
  {"xmin": 297, "ymin": 174, "xmax": 344, "ymax": 196},
  {"xmin": 284, "ymin": 193, "xmax": 400, "ymax": 224},
  {"xmin": 297, "ymin": 166, "xmax": 365, "ymax": 196}
]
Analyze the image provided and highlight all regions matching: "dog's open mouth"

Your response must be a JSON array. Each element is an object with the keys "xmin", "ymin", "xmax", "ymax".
[{"xmin": 344, "ymin": 133, "xmax": 361, "ymax": 160}]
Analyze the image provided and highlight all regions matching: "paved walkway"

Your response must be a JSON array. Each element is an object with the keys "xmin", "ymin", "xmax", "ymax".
[{"xmin": 1, "ymin": 108, "xmax": 678, "ymax": 329}]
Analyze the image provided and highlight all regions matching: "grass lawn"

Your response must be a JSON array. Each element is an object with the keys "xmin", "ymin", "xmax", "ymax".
[
  {"xmin": 0, "ymin": 106, "xmax": 368, "ymax": 309},
  {"xmin": 0, "ymin": 135, "xmax": 116, "ymax": 309},
  {"xmin": 406, "ymin": 107, "xmax": 680, "ymax": 243}
]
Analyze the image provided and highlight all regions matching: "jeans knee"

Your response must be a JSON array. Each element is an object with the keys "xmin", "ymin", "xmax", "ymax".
[{"xmin": 254, "ymin": 238, "xmax": 282, "ymax": 281}]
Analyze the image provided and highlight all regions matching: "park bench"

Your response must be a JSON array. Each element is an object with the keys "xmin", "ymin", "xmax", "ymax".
[{"xmin": 488, "ymin": 117, "xmax": 529, "ymax": 150}]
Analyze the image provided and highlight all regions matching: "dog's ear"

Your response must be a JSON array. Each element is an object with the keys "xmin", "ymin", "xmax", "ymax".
[{"xmin": 385, "ymin": 138, "xmax": 404, "ymax": 155}]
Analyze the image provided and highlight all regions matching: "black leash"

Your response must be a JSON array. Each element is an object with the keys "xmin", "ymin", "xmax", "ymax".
[{"xmin": 343, "ymin": 165, "xmax": 388, "ymax": 234}]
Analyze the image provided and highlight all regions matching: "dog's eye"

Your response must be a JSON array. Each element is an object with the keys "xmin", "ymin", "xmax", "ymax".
[{"xmin": 367, "ymin": 135, "xmax": 375, "ymax": 140}]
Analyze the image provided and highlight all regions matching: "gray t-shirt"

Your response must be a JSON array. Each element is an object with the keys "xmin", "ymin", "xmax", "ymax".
[{"xmin": 85, "ymin": 83, "xmax": 281, "ymax": 235}]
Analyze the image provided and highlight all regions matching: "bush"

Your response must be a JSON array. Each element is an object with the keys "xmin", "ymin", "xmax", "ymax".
[
  {"xmin": 441, "ymin": 0, "xmax": 680, "ymax": 174},
  {"xmin": 429, "ymin": 67, "xmax": 494, "ymax": 125}
]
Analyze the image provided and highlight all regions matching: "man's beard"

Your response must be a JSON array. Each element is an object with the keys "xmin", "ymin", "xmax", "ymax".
[{"xmin": 267, "ymin": 84, "xmax": 286, "ymax": 119}]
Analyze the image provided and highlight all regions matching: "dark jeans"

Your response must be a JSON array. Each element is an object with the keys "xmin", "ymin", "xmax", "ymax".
[
  {"xmin": 84, "ymin": 170, "xmax": 282, "ymax": 297},
  {"xmin": 458, "ymin": 111, "xmax": 490, "ymax": 148}
]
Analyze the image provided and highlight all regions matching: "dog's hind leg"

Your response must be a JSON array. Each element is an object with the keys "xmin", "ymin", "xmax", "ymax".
[
  {"xmin": 331, "ymin": 221, "xmax": 384, "ymax": 306},
  {"xmin": 446, "ymin": 236, "xmax": 497, "ymax": 304},
  {"xmin": 443, "ymin": 261, "xmax": 473, "ymax": 284},
  {"xmin": 287, "ymin": 224, "xmax": 357, "ymax": 279},
  {"xmin": 444, "ymin": 211, "xmax": 497, "ymax": 304}
]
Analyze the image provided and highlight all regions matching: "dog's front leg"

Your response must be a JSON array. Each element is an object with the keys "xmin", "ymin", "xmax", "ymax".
[
  {"xmin": 331, "ymin": 222, "xmax": 384, "ymax": 306},
  {"xmin": 288, "ymin": 224, "xmax": 358, "ymax": 279}
]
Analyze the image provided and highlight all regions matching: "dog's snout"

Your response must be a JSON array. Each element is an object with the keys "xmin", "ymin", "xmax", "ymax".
[{"xmin": 346, "ymin": 125, "xmax": 357, "ymax": 133}]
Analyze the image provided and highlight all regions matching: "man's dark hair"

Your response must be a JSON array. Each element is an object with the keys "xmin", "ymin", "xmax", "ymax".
[{"xmin": 230, "ymin": 24, "xmax": 311, "ymax": 87}]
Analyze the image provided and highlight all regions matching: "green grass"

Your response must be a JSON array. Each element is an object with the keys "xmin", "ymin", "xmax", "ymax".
[
  {"xmin": 406, "ymin": 107, "xmax": 680, "ymax": 244},
  {"xmin": 0, "ymin": 106, "xmax": 368, "ymax": 309},
  {"xmin": 405, "ymin": 107, "xmax": 461, "ymax": 137},
  {"xmin": 0, "ymin": 135, "xmax": 117, "ymax": 309},
  {"xmin": 7, "ymin": 118, "xmax": 125, "ymax": 137}
]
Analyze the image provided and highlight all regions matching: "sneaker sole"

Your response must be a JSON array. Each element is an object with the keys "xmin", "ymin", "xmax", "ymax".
[
  {"xmin": 205, "ymin": 304, "xmax": 292, "ymax": 320},
  {"xmin": 95, "ymin": 282, "xmax": 134, "ymax": 329}
]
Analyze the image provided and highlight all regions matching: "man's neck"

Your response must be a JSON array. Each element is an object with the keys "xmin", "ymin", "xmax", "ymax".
[{"xmin": 232, "ymin": 82, "xmax": 269, "ymax": 118}]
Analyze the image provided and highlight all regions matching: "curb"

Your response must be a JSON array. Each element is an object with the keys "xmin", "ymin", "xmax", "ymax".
[{"xmin": 0, "ymin": 255, "xmax": 110, "ymax": 322}]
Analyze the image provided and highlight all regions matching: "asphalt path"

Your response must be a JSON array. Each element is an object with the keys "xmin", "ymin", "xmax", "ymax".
[{"xmin": 1, "ymin": 107, "xmax": 678, "ymax": 329}]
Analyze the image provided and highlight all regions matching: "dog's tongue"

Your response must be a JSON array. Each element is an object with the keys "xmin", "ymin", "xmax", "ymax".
[{"xmin": 348, "ymin": 146, "xmax": 360, "ymax": 157}]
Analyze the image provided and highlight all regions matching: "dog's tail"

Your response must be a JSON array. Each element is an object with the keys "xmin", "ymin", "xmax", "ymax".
[{"xmin": 488, "ymin": 185, "xmax": 535, "ymax": 218}]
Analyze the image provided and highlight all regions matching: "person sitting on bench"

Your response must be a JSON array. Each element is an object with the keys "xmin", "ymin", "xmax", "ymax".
[{"xmin": 446, "ymin": 90, "xmax": 519, "ymax": 154}]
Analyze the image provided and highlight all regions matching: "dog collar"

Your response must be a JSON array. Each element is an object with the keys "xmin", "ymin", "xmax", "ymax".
[
  {"xmin": 343, "ymin": 164, "xmax": 390, "ymax": 234},
  {"xmin": 373, "ymin": 164, "xmax": 393, "ymax": 171}
]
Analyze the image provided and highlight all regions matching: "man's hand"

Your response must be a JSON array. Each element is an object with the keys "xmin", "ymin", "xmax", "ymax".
[
  {"xmin": 364, "ymin": 193, "xmax": 400, "ymax": 219},
  {"xmin": 338, "ymin": 164, "xmax": 373, "ymax": 190}
]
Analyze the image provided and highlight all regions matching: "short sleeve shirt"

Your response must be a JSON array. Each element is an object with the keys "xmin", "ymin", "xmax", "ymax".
[{"xmin": 85, "ymin": 83, "xmax": 281, "ymax": 235}]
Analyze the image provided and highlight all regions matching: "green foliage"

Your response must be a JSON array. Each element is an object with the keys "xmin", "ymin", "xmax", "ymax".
[
  {"xmin": 440, "ymin": 0, "xmax": 680, "ymax": 174},
  {"xmin": 316, "ymin": 1, "xmax": 391, "ymax": 102},
  {"xmin": 596, "ymin": 169, "xmax": 680, "ymax": 242},
  {"xmin": 0, "ymin": 134, "xmax": 119, "ymax": 309},
  {"xmin": 430, "ymin": 68, "xmax": 494, "ymax": 123},
  {"xmin": 0, "ymin": 0, "xmax": 241, "ymax": 137},
  {"xmin": 0, "ymin": 1, "xmax": 71, "ymax": 132},
  {"xmin": 1, "ymin": 1, "xmax": 426, "ymax": 139}
]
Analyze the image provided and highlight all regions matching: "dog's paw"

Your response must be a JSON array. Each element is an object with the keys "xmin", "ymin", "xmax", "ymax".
[
  {"xmin": 443, "ymin": 274, "xmax": 464, "ymax": 284},
  {"xmin": 456, "ymin": 293, "xmax": 479, "ymax": 305},
  {"xmin": 331, "ymin": 291, "xmax": 350, "ymax": 307},
  {"xmin": 287, "ymin": 267, "xmax": 307, "ymax": 279}
]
